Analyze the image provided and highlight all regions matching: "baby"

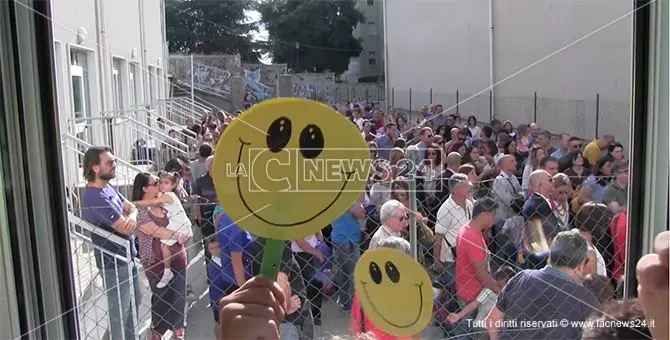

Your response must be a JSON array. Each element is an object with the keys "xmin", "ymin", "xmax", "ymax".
[{"xmin": 135, "ymin": 171, "xmax": 193, "ymax": 288}]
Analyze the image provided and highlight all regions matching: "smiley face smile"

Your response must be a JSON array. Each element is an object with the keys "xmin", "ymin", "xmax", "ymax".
[
  {"xmin": 360, "ymin": 281, "xmax": 425, "ymax": 328},
  {"xmin": 235, "ymin": 137, "xmax": 356, "ymax": 227}
]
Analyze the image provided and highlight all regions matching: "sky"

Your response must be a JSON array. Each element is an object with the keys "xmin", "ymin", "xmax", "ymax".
[{"xmin": 244, "ymin": 9, "xmax": 272, "ymax": 63}]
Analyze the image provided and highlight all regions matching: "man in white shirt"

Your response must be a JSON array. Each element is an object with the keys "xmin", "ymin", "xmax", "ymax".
[
  {"xmin": 432, "ymin": 173, "xmax": 474, "ymax": 286},
  {"xmin": 491, "ymin": 155, "xmax": 522, "ymax": 254},
  {"xmin": 369, "ymin": 200, "xmax": 408, "ymax": 250},
  {"xmin": 492, "ymin": 155, "xmax": 521, "ymax": 224}
]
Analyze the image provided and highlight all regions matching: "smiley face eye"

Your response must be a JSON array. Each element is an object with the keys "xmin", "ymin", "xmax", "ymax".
[
  {"xmin": 266, "ymin": 117, "xmax": 292, "ymax": 152},
  {"xmin": 385, "ymin": 261, "xmax": 400, "ymax": 283},
  {"xmin": 299, "ymin": 124, "xmax": 324, "ymax": 159},
  {"xmin": 369, "ymin": 261, "xmax": 382, "ymax": 284}
]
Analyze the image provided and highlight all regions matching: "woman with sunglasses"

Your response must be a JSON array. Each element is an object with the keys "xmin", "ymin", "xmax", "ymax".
[{"xmin": 132, "ymin": 173, "xmax": 190, "ymax": 340}]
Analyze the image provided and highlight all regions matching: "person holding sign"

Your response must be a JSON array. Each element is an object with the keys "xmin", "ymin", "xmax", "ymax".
[{"xmin": 211, "ymin": 97, "xmax": 370, "ymax": 336}]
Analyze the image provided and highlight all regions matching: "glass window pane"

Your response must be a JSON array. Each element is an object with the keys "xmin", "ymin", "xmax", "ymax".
[{"xmin": 71, "ymin": 76, "xmax": 83, "ymax": 118}]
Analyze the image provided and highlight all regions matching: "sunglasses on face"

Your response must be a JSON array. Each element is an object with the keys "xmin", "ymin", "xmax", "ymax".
[
  {"xmin": 572, "ymin": 144, "xmax": 583, "ymax": 149},
  {"xmin": 428, "ymin": 152, "xmax": 437, "ymax": 156},
  {"xmin": 396, "ymin": 214, "xmax": 408, "ymax": 222}
]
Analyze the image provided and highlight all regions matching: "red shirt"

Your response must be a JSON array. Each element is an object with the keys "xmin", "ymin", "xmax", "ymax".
[
  {"xmin": 610, "ymin": 210, "xmax": 628, "ymax": 281},
  {"xmin": 350, "ymin": 293, "xmax": 412, "ymax": 340},
  {"xmin": 455, "ymin": 224, "xmax": 488, "ymax": 302}
]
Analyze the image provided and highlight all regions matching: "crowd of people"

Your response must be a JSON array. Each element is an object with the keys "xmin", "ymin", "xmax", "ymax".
[{"xmin": 75, "ymin": 100, "xmax": 660, "ymax": 340}]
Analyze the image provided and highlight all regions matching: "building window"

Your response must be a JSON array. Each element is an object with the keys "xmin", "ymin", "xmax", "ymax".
[
  {"xmin": 367, "ymin": 0, "xmax": 374, "ymax": 5},
  {"xmin": 368, "ymin": 51, "xmax": 376, "ymax": 65},
  {"xmin": 128, "ymin": 64, "xmax": 139, "ymax": 109},
  {"xmin": 148, "ymin": 66, "xmax": 158, "ymax": 103},
  {"xmin": 111, "ymin": 58, "xmax": 125, "ymax": 112},
  {"xmin": 367, "ymin": 21, "xmax": 376, "ymax": 35},
  {"xmin": 69, "ymin": 50, "xmax": 92, "ymax": 140}
]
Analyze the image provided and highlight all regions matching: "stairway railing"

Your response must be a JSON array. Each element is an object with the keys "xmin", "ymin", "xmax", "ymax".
[
  {"xmin": 67, "ymin": 114, "xmax": 191, "ymax": 172},
  {"xmin": 172, "ymin": 97, "xmax": 210, "ymax": 116},
  {"xmin": 155, "ymin": 99, "xmax": 204, "ymax": 124}
]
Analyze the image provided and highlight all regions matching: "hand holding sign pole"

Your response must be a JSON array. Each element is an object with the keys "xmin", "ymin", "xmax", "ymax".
[{"xmin": 212, "ymin": 98, "xmax": 369, "ymax": 279}]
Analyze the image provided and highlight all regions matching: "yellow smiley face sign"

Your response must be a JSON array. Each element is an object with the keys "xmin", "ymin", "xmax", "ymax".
[
  {"xmin": 212, "ymin": 98, "xmax": 369, "ymax": 240},
  {"xmin": 354, "ymin": 248, "xmax": 433, "ymax": 337}
]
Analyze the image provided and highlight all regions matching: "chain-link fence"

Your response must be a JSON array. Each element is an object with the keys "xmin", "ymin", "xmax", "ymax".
[
  {"xmin": 65, "ymin": 147, "xmax": 631, "ymax": 339},
  {"xmin": 58, "ymin": 83, "xmax": 636, "ymax": 338},
  {"xmin": 386, "ymin": 89, "xmax": 631, "ymax": 147}
]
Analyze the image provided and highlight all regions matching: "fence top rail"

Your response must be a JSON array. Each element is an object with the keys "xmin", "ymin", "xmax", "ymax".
[
  {"xmin": 68, "ymin": 115, "xmax": 189, "ymax": 149},
  {"xmin": 162, "ymin": 99, "xmax": 208, "ymax": 118},
  {"xmin": 105, "ymin": 107, "xmax": 194, "ymax": 137},
  {"xmin": 110, "ymin": 114, "xmax": 191, "ymax": 149},
  {"xmin": 68, "ymin": 212, "xmax": 132, "ymax": 260},
  {"xmin": 63, "ymin": 134, "xmax": 149, "ymax": 174}
]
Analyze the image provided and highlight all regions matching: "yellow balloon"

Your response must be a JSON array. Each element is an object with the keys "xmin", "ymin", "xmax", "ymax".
[
  {"xmin": 212, "ymin": 98, "xmax": 369, "ymax": 240},
  {"xmin": 354, "ymin": 248, "xmax": 433, "ymax": 337}
]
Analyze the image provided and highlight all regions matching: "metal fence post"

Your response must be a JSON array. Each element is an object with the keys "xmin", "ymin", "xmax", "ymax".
[
  {"xmin": 405, "ymin": 145, "xmax": 421, "ymax": 260},
  {"xmin": 533, "ymin": 91, "xmax": 538, "ymax": 123},
  {"xmin": 489, "ymin": 90, "xmax": 493, "ymax": 121},
  {"xmin": 391, "ymin": 87, "xmax": 395, "ymax": 107},
  {"xmin": 456, "ymin": 89, "xmax": 460, "ymax": 114},
  {"xmin": 429, "ymin": 88, "xmax": 433, "ymax": 105},
  {"xmin": 409, "ymin": 88, "xmax": 413, "ymax": 122},
  {"xmin": 594, "ymin": 93, "xmax": 600, "ymax": 138}
]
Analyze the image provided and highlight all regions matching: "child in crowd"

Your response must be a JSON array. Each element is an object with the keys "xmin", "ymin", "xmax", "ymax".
[
  {"xmin": 135, "ymin": 171, "xmax": 193, "ymax": 288},
  {"xmin": 446, "ymin": 266, "xmax": 517, "ymax": 340}
]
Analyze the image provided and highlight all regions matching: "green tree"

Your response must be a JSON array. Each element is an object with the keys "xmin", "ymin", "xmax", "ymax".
[
  {"xmin": 257, "ymin": 0, "xmax": 364, "ymax": 74},
  {"xmin": 165, "ymin": 0, "xmax": 262, "ymax": 62}
]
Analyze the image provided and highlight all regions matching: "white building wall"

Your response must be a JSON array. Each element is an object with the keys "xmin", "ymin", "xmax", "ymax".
[
  {"xmin": 51, "ymin": 0, "xmax": 168, "ymax": 186},
  {"xmin": 385, "ymin": 0, "xmax": 632, "ymax": 144}
]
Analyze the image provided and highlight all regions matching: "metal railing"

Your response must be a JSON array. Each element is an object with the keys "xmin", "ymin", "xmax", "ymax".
[
  {"xmin": 68, "ymin": 212, "xmax": 148, "ymax": 340},
  {"xmin": 155, "ymin": 98, "xmax": 206, "ymax": 124},
  {"xmin": 62, "ymin": 134, "xmax": 151, "ymax": 198},
  {"xmin": 67, "ymin": 115, "xmax": 190, "ymax": 172}
]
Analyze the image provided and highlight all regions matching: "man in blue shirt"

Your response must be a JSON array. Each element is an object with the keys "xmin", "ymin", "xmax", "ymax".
[
  {"xmin": 375, "ymin": 123, "xmax": 397, "ymax": 160},
  {"xmin": 330, "ymin": 198, "xmax": 366, "ymax": 310},
  {"xmin": 80, "ymin": 146, "xmax": 141, "ymax": 340},
  {"xmin": 487, "ymin": 230, "xmax": 600, "ymax": 340}
]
